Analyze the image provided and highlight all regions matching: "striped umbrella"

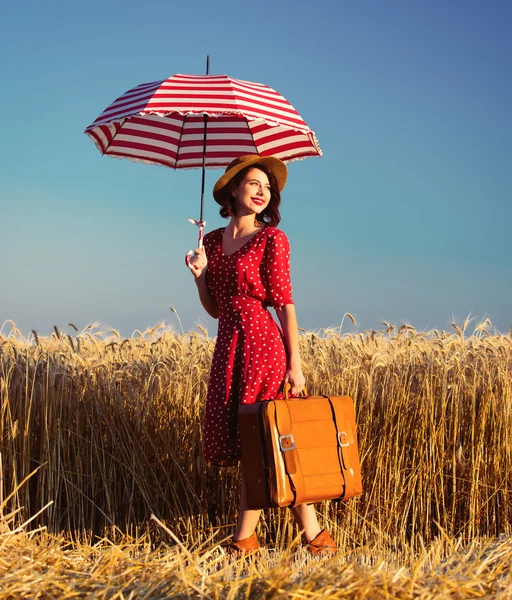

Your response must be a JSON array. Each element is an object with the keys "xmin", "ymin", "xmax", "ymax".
[{"xmin": 84, "ymin": 66, "xmax": 321, "ymax": 250}]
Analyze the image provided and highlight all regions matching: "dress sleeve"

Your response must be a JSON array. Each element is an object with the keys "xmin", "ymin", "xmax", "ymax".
[{"xmin": 263, "ymin": 229, "xmax": 294, "ymax": 309}]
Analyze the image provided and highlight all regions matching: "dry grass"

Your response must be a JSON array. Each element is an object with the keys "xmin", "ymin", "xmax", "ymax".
[
  {"xmin": 1, "ymin": 317, "xmax": 511, "ymax": 597},
  {"xmin": 1, "ymin": 523, "xmax": 512, "ymax": 598}
]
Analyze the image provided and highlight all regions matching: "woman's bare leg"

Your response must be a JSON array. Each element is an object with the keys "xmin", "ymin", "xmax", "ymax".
[
  {"xmin": 232, "ymin": 471, "xmax": 262, "ymax": 540},
  {"xmin": 291, "ymin": 503, "xmax": 322, "ymax": 542},
  {"xmin": 233, "ymin": 475, "xmax": 321, "ymax": 542}
]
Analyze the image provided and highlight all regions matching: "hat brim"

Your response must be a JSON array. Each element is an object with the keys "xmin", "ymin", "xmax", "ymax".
[{"xmin": 213, "ymin": 155, "xmax": 288, "ymax": 205}]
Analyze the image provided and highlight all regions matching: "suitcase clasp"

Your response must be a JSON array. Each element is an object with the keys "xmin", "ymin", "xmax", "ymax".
[
  {"xmin": 279, "ymin": 434, "xmax": 296, "ymax": 452},
  {"xmin": 338, "ymin": 432, "xmax": 349, "ymax": 447}
]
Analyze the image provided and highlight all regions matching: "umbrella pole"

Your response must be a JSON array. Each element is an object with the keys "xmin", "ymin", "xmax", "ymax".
[
  {"xmin": 185, "ymin": 56, "xmax": 210, "ymax": 265},
  {"xmin": 197, "ymin": 55, "xmax": 210, "ymax": 250},
  {"xmin": 196, "ymin": 126, "xmax": 207, "ymax": 250}
]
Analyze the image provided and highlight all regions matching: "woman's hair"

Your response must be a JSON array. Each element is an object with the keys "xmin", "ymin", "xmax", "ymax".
[{"xmin": 219, "ymin": 164, "xmax": 281, "ymax": 227}]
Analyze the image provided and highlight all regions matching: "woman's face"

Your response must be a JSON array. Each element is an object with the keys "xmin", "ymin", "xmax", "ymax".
[{"xmin": 232, "ymin": 168, "xmax": 271, "ymax": 216}]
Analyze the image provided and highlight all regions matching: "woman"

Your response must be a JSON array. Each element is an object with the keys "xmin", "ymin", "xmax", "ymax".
[{"xmin": 187, "ymin": 154, "xmax": 336, "ymax": 556}]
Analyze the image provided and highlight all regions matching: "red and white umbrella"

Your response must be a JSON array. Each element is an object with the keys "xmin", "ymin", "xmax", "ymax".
[
  {"xmin": 84, "ymin": 65, "xmax": 321, "ymax": 254},
  {"xmin": 85, "ymin": 73, "xmax": 321, "ymax": 168}
]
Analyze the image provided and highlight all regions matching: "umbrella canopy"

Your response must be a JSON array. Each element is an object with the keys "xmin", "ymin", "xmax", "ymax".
[{"xmin": 84, "ymin": 73, "xmax": 322, "ymax": 169}]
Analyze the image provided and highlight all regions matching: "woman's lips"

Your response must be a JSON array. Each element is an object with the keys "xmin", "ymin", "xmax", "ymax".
[{"xmin": 251, "ymin": 197, "xmax": 265, "ymax": 206}]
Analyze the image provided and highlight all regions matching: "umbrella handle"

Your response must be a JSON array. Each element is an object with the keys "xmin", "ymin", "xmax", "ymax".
[{"xmin": 185, "ymin": 219, "xmax": 206, "ymax": 266}]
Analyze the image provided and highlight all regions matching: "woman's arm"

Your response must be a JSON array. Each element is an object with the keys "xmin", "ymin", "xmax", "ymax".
[
  {"xmin": 275, "ymin": 303, "xmax": 306, "ymax": 395},
  {"xmin": 187, "ymin": 246, "xmax": 219, "ymax": 319}
]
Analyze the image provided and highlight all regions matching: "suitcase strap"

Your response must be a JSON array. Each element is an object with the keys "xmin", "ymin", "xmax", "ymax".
[
  {"xmin": 324, "ymin": 395, "xmax": 354, "ymax": 500},
  {"xmin": 274, "ymin": 400, "xmax": 304, "ymax": 507}
]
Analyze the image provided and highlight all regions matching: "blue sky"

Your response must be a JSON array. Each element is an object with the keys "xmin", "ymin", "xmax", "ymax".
[{"xmin": 1, "ymin": 0, "xmax": 510, "ymax": 338}]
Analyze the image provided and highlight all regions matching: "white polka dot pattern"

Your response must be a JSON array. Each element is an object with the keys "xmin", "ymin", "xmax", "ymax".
[{"xmin": 201, "ymin": 226, "xmax": 294, "ymax": 466}]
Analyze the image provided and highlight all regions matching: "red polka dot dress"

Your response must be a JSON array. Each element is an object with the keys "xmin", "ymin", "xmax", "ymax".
[{"xmin": 202, "ymin": 226, "xmax": 294, "ymax": 466}]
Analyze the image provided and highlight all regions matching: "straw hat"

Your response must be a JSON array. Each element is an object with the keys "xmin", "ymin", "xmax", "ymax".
[{"xmin": 213, "ymin": 154, "xmax": 288, "ymax": 205}]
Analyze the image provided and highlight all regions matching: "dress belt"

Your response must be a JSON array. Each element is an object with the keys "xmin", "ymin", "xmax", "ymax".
[{"xmin": 228, "ymin": 295, "xmax": 267, "ymax": 315}]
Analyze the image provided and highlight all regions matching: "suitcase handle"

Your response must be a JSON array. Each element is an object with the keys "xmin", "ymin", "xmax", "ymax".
[{"xmin": 283, "ymin": 382, "xmax": 308, "ymax": 399}]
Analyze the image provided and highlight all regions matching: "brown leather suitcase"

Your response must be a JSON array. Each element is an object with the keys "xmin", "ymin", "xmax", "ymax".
[{"xmin": 238, "ymin": 388, "xmax": 362, "ymax": 509}]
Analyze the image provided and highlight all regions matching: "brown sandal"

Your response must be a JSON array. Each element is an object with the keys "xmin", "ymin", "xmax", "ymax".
[
  {"xmin": 226, "ymin": 531, "xmax": 260, "ymax": 556},
  {"xmin": 303, "ymin": 529, "xmax": 337, "ymax": 556}
]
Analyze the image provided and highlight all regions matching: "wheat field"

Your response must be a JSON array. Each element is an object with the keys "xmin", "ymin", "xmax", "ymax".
[{"xmin": 1, "ymin": 317, "xmax": 511, "ymax": 598}]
